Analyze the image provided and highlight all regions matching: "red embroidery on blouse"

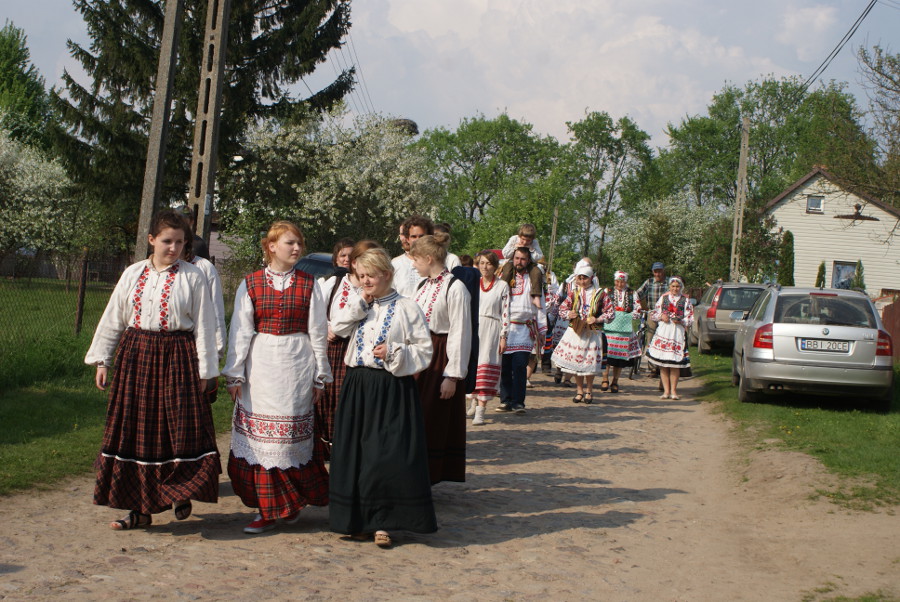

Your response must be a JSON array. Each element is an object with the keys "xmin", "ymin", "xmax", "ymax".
[
  {"xmin": 414, "ymin": 269, "xmax": 449, "ymax": 324},
  {"xmin": 131, "ymin": 266, "xmax": 151, "ymax": 328},
  {"xmin": 132, "ymin": 262, "xmax": 179, "ymax": 330},
  {"xmin": 158, "ymin": 264, "xmax": 179, "ymax": 330},
  {"xmin": 338, "ymin": 277, "xmax": 351, "ymax": 309}
]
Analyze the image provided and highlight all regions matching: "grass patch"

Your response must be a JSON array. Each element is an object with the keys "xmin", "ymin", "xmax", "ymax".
[
  {"xmin": 691, "ymin": 348, "xmax": 900, "ymax": 510},
  {"xmin": 0, "ymin": 372, "xmax": 235, "ymax": 496}
]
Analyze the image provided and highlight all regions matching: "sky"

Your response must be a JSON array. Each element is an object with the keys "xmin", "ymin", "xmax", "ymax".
[{"xmin": 4, "ymin": 0, "xmax": 900, "ymax": 147}]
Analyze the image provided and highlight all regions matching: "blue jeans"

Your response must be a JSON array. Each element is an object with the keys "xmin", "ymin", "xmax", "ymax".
[{"xmin": 500, "ymin": 351, "xmax": 530, "ymax": 408}]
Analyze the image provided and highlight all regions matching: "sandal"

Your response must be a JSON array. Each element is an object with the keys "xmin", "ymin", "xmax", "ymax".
[
  {"xmin": 600, "ymin": 380, "xmax": 609, "ymax": 391},
  {"xmin": 348, "ymin": 532, "xmax": 371, "ymax": 541},
  {"xmin": 374, "ymin": 531, "xmax": 392, "ymax": 548},
  {"xmin": 572, "ymin": 393, "xmax": 584, "ymax": 403},
  {"xmin": 174, "ymin": 501, "xmax": 192, "ymax": 521},
  {"xmin": 610, "ymin": 383, "xmax": 619, "ymax": 393},
  {"xmin": 583, "ymin": 393, "xmax": 593, "ymax": 404},
  {"xmin": 111, "ymin": 510, "xmax": 152, "ymax": 531}
]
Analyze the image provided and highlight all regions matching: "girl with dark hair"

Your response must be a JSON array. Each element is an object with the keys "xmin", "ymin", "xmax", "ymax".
[
  {"xmin": 222, "ymin": 221, "xmax": 332, "ymax": 534},
  {"xmin": 85, "ymin": 209, "xmax": 221, "ymax": 530}
]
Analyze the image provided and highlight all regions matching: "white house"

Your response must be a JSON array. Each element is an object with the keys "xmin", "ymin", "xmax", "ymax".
[{"xmin": 764, "ymin": 167, "xmax": 900, "ymax": 297}]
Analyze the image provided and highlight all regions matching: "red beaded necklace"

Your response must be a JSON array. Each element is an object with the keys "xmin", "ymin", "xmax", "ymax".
[{"xmin": 480, "ymin": 276, "xmax": 496, "ymax": 292}]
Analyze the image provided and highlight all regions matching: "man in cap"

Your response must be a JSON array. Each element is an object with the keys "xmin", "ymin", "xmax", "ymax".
[{"xmin": 636, "ymin": 262, "xmax": 667, "ymax": 377}]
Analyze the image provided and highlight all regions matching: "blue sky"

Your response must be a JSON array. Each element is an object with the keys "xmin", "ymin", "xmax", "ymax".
[{"xmin": 4, "ymin": 0, "xmax": 899, "ymax": 146}]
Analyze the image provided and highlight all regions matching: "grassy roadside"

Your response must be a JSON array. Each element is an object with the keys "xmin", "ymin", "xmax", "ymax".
[
  {"xmin": 691, "ymin": 349, "xmax": 900, "ymax": 510},
  {"xmin": 0, "ymin": 373, "xmax": 235, "ymax": 496}
]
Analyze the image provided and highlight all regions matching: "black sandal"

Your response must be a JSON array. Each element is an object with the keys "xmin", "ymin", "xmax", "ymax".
[
  {"xmin": 610, "ymin": 383, "xmax": 619, "ymax": 393},
  {"xmin": 174, "ymin": 501, "xmax": 192, "ymax": 521},
  {"xmin": 583, "ymin": 393, "xmax": 593, "ymax": 404},
  {"xmin": 600, "ymin": 380, "xmax": 609, "ymax": 391},
  {"xmin": 111, "ymin": 510, "xmax": 152, "ymax": 531},
  {"xmin": 572, "ymin": 393, "xmax": 584, "ymax": 403}
]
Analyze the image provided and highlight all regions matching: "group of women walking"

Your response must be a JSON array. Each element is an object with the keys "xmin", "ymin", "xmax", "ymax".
[{"xmin": 86, "ymin": 211, "xmax": 693, "ymax": 546}]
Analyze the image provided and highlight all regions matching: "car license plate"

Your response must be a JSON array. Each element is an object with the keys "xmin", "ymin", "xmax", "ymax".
[{"xmin": 799, "ymin": 338, "xmax": 850, "ymax": 352}]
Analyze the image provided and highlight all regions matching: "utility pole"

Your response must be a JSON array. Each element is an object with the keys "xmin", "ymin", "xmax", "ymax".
[
  {"xmin": 134, "ymin": 0, "xmax": 185, "ymax": 261},
  {"xmin": 547, "ymin": 204, "xmax": 559, "ymax": 286},
  {"xmin": 187, "ymin": 0, "xmax": 232, "ymax": 243},
  {"xmin": 729, "ymin": 116, "xmax": 750, "ymax": 282}
]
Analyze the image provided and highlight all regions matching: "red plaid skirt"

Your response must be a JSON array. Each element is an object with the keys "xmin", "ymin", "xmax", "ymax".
[
  {"xmin": 415, "ymin": 332, "xmax": 466, "ymax": 484},
  {"xmin": 94, "ymin": 328, "xmax": 220, "ymax": 514},
  {"xmin": 227, "ymin": 438, "xmax": 329, "ymax": 520},
  {"xmin": 315, "ymin": 336, "xmax": 349, "ymax": 460}
]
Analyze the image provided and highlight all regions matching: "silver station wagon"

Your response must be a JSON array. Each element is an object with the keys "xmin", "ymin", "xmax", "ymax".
[{"xmin": 731, "ymin": 286, "xmax": 894, "ymax": 411}]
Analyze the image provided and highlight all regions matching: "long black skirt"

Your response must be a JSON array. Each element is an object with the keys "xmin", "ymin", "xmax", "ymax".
[
  {"xmin": 329, "ymin": 367, "xmax": 437, "ymax": 535},
  {"xmin": 94, "ymin": 328, "xmax": 220, "ymax": 514}
]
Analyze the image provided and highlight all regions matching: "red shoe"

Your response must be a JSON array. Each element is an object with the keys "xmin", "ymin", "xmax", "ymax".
[{"xmin": 243, "ymin": 514, "xmax": 276, "ymax": 534}]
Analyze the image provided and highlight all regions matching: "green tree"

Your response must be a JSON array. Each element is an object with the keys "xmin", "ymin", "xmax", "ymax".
[
  {"xmin": 777, "ymin": 230, "xmax": 795, "ymax": 286},
  {"xmin": 815, "ymin": 261, "xmax": 826, "ymax": 288},
  {"xmin": 0, "ymin": 21, "xmax": 49, "ymax": 151},
  {"xmin": 51, "ymin": 0, "xmax": 353, "ymax": 251},
  {"xmin": 851, "ymin": 260, "xmax": 866, "ymax": 291},
  {"xmin": 857, "ymin": 45, "xmax": 900, "ymax": 205},
  {"xmin": 565, "ymin": 111, "xmax": 652, "ymax": 271}
]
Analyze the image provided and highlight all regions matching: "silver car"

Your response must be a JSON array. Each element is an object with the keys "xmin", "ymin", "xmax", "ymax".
[
  {"xmin": 731, "ymin": 286, "xmax": 894, "ymax": 411},
  {"xmin": 691, "ymin": 283, "xmax": 766, "ymax": 353}
]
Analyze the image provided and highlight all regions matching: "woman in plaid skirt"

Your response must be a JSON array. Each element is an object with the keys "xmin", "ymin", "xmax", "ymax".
[
  {"xmin": 85, "ymin": 210, "xmax": 221, "ymax": 530},
  {"xmin": 223, "ymin": 221, "xmax": 333, "ymax": 534},
  {"xmin": 329, "ymin": 249, "xmax": 437, "ymax": 548}
]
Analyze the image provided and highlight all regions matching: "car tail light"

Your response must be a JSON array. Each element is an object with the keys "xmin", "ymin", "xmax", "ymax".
[
  {"xmin": 752, "ymin": 323, "xmax": 773, "ymax": 349},
  {"xmin": 706, "ymin": 288, "xmax": 721, "ymax": 319},
  {"xmin": 877, "ymin": 330, "xmax": 893, "ymax": 356}
]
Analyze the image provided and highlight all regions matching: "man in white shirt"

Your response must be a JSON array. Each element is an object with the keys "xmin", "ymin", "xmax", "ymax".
[
  {"xmin": 497, "ymin": 247, "xmax": 547, "ymax": 414},
  {"xmin": 392, "ymin": 215, "xmax": 433, "ymax": 297}
]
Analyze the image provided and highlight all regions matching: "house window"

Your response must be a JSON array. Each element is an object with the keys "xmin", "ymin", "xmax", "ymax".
[
  {"xmin": 832, "ymin": 261, "xmax": 857, "ymax": 289},
  {"xmin": 806, "ymin": 195, "xmax": 824, "ymax": 214}
]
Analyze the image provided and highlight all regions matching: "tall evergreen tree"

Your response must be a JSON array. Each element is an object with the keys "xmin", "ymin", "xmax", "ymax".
[
  {"xmin": 50, "ymin": 0, "xmax": 354, "ymax": 250},
  {"xmin": 0, "ymin": 21, "xmax": 50, "ymax": 150}
]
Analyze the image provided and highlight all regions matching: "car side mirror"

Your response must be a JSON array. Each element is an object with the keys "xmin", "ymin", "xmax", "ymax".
[
  {"xmin": 690, "ymin": 298, "xmax": 699, "ymax": 306},
  {"xmin": 729, "ymin": 310, "xmax": 747, "ymax": 321}
]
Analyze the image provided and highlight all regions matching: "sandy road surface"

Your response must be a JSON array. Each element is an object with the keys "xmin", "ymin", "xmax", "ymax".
[{"xmin": 1, "ymin": 371, "xmax": 897, "ymax": 601}]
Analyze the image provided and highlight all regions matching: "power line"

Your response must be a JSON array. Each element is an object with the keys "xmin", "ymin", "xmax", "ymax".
[
  {"xmin": 338, "ymin": 41, "xmax": 374, "ymax": 114},
  {"xmin": 877, "ymin": 0, "xmax": 900, "ymax": 11},
  {"xmin": 348, "ymin": 32, "xmax": 377, "ymax": 113},
  {"xmin": 797, "ymin": 0, "xmax": 877, "ymax": 98},
  {"xmin": 331, "ymin": 44, "xmax": 365, "ymax": 115}
]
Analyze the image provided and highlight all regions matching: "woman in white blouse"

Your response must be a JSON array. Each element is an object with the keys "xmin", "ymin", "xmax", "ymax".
[
  {"xmin": 329, "ymin": 248, "xmax": 436, "ymax": 548},
  {"xmin": 471, "ymin": 250, "xmax": 509, "ymax": 425},
  {"xmin": 646, "ymin": 277, "xmax": 694, "ymax": 400},
  {"xmin": 85, "ymin": 210, "xmax": 220, "ymax": 531},
  {"xmin": 222, "ymin": 221, "xmax": 332, "ymax": 534},
  {"xmin": 409, "ymin": 232, "xmax": 472, "ymax": 484}
]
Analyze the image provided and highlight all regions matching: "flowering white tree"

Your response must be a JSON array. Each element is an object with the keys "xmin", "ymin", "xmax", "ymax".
[{"xmin": 0, "ymin": 125, "xmax": 73, "ymax": 261}]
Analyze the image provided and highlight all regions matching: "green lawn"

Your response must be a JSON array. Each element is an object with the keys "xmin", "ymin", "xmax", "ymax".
[{"xmin": 691, "ymin": 348, "xmax": 900, "ymax": 509}]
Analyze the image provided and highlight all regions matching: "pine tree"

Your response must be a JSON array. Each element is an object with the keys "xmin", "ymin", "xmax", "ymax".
[
  {"xmin": 50, "ymin": 0, "xmax": 354, "ymax": 249},
  {"xmin": 815, "ymin": 261, "xmax": 826, "ymax": 288},
  {"xmin": 777, "ymin": 230, "xmax": 794, "ymax": 286},
  {"xmin": 0, "ymin": 21, "xmax": 50, "ymax": 150},
  {"xmin": 851, "ymin": 260, "xmax": 866, "ymax": 291}
]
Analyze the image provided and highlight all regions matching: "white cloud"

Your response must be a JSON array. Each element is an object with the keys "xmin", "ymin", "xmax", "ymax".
[{"xmin": 776, "ymin": 4, "xmax": 840, "ymax": 61}]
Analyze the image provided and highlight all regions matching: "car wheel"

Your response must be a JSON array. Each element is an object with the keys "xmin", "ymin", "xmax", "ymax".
[
  {"xmin": 697, "ymin": 335, "xmax": 710, "ymax": 354},
  {"xmin": 737, "ymin": 363, "xmax": 761, "ymax": 403}
]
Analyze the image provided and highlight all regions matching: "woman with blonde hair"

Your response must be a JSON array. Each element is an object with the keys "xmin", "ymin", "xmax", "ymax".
[
  {"xmin": 223, "ymin": 221, "xmax": 332, "ymax": 534},
  {"xmin": 409, "ymin": 232, "xmax": 472, "ymax": 483},
  {"xmin": 329, "ymin": 248, "xmax": 437, "ymax": 547}
]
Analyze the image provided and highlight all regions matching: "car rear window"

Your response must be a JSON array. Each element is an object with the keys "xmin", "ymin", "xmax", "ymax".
[
  {"xmin": 773, "ymin": 294, "xmax": 876, "ymax": 327},
  {"xmin": 718, "ymin": 288, "xmax": 764, "ymax": 310}
]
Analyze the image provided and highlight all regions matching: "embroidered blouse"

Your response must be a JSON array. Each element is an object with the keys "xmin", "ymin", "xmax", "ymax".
[
  {"xmin": 650, "ymin": 293, "xmax": 695, "ymax": 329},
  {"xmin": 189, "ymin": 255, "xmax": 227, "ymax": 359},
  {"xmin": 479, "ymin": 277, "xmax": 510, "ymax": 339},
  {"xmin": 507, "ymin": 271, "xmax": 548, "ymax": 333},
  {"xmin": 328, "ymin": 273, "xmax": 359, "ymax": 322},
  {"xmin": 609, "ymin": 287, "xmax": 642, "ymax": 319},
  {"xmin": 331, "ymin": 288, "xmax": 433, "ymax": 377},
  {"xmin": 84, "ymin": 259, "xmax": 219, "ymax": 379},
  {"xmin": 557, "ymin": 285, "xmax": 614, "ymax": 324},
  {"xmin": 414, "ymin": 269, "xmax": 472, "ymax": 379},
  {"xmin": 223, "ymin": 268, "xmax": 332, "ymax": 388}
]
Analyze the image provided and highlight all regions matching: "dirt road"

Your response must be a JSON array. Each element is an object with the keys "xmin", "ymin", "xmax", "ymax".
[{"xmin": 1, "ymin": 371, "xmax": 897, "ymax": 601}]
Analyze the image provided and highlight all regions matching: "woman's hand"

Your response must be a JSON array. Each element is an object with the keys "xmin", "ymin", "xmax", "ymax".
[
  {"xmin": 373, "ymin": 343, "xmax": 387, "ymax": 360},
  {"xmin": 567, "ymin": 310, "xmax": 578, "ymax": 320},
  {"xmin": 361, "ymin": 291, "xmax": 374, "ymax": 304},
  {"xmin": 312, "ymin": 387, "xmax": 325, "ymax": 406},
  {"xmin": 327, "ymin": 325, "xmax": 338, "ymax": 342},
  {"xmin": 227, "ymin": 383, "xmax": 242, "ymax": 402},
  {"xmin": 586, "ymin": 316, "xmax": 596, "ymax": 325},
  {"xmin": 498, "ymin": 338, "xmax": 507, "ymax": 354},
  {"xmin": 199, "ymin": 378, "xmax": 208, "ymax": 393},
  {"xmin": 440, "ymin": 377, "xmax": 457, "ymax": 399},
  {"xmin": 95, "ymin": 366, "xmax": 109, "ymax": 391},
  {"xmin": 660, "ymin": 312, "xmax": 670, "ymax": 323}
]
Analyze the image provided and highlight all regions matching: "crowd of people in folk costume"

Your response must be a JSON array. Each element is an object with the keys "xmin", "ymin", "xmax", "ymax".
[{"xmin": 86, "ymin": 211, "xmax": 694, "ymax": 547}]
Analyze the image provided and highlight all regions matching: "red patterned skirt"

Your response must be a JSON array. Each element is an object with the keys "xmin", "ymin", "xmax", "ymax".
[
  {"xmin": 94, "ymin": 328, "xmax": 220, "ymax": 515},
  {"xmin": 315, "ymin": 336, "xmax": 349, "ymax": 460},
  {"xmin": 415, "ymin": 332, "xmax": 466, "ymax": 484},
  {"xmin": 227, "ymin": 437, "xmax": 330, "ymax": 520}
]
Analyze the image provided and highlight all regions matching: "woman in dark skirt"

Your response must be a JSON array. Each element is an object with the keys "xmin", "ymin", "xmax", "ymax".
[
  {"xmin": 409, "ymin": 233, "xmax": 472, "ymax": 484},
  {"xmin": 317, "ymin": 239, "xmax": 381, "ymax": 460},
  {"xmin": 85, "ymin": 210, "xmax": 220, "ymax": 530},
  {"xmin": 329, "ymin": 248, "xmax": 436, "ymax": 548}
]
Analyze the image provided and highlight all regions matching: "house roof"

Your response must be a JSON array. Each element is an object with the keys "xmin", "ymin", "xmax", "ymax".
[{"xmin": 764, "ymin": 166, "xmax": 900, "ymax": 220}]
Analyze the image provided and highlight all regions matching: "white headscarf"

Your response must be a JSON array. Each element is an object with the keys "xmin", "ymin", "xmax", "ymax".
[{"xmin": 614, "ymin": 270, "xmax": 628, "ymax": 282}]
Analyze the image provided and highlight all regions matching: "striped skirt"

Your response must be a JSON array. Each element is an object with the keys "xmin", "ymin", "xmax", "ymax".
[
  {"xmin": 315, "ymin": 336, "xmax": 350, "ymax": 460},
  {"xmin": 94, "ymin": 328, "xmax": 220, "ymax": 515}
]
